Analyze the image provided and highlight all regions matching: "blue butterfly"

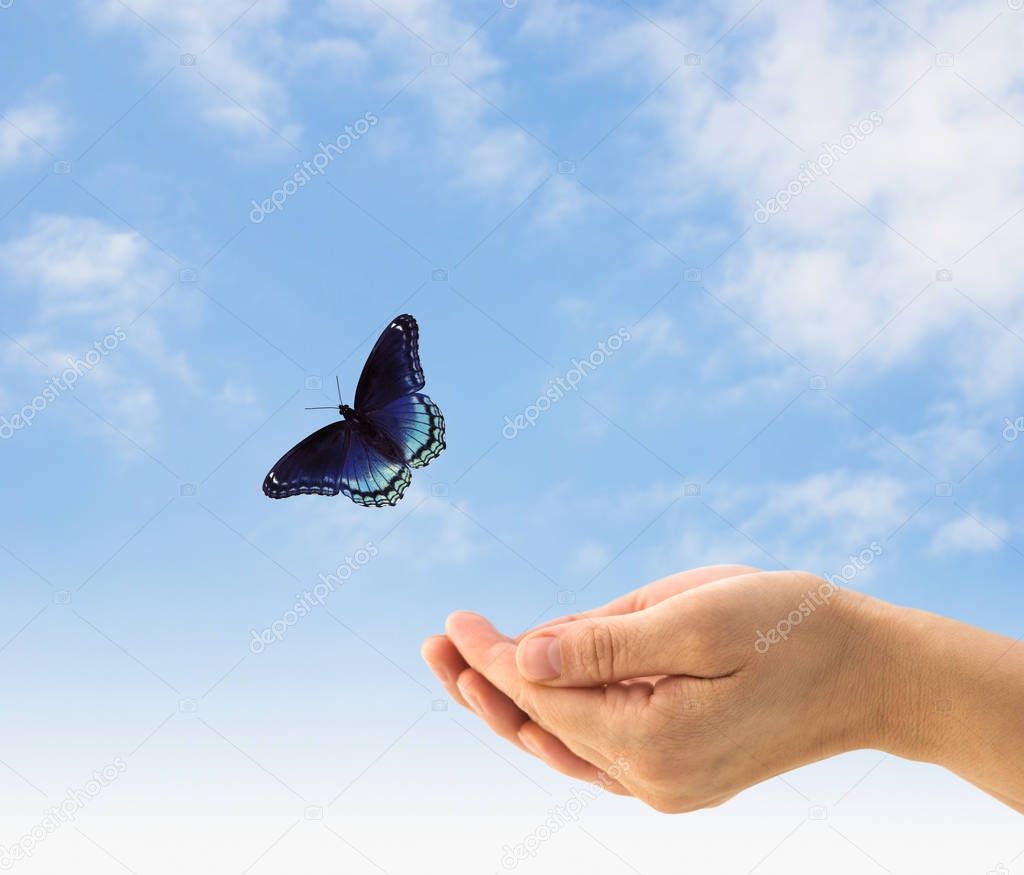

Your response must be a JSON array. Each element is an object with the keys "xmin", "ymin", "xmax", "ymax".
[{"xmin": 263, "ymin": 314, "xmax": 445, "ymax": 505}]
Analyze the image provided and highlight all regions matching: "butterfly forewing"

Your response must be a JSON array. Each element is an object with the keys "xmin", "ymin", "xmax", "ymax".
[{"xmin": 353, "ymin": 314, "xmax": 425, "ymax": 411}]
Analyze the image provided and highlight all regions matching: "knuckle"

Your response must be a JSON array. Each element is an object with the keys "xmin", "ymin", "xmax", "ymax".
[{"xmin": 574, "ymin": 621, "xmax": 618, "ymax": 679}]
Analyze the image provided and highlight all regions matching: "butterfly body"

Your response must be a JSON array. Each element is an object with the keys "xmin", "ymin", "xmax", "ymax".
[{"xmin": 263, "ymin": 315, "xmax": 445, "ymax": 506}]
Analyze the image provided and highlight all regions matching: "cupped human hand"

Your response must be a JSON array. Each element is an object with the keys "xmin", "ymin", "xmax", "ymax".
[{"xmin": 422, "ymin": 565, "xmax": 892, "ymax": 812}]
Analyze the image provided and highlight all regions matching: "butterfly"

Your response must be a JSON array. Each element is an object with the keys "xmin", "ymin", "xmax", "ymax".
[{"xmin": 263, "ymin": 314, "xmax": 445, "ymax": 505}]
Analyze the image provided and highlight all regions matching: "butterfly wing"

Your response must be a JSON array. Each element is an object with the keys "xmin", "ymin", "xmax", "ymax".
[
  {"xmin": 363, "ymin": 392, "xmax": 446, "ymax": 469},
  {"xmin": 338, "ymin": 424, "xmax": 412, "ymax": 506},
  {"xmin": 263, "ymin": 421, "xmax": 412, "ymax": 505},
  {"xmin": 263, "ymin": 421, "xmax": 351, "ymax": 498},
  {"xmin": 353, "ymin": 314, "xmax": 425, "ymax": 411}
]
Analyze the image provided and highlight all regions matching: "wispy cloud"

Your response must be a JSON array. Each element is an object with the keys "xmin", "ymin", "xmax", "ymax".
[
  {"xmin": 929, "ymin": 510, "xmax": 1010, "ymax": 555},
  {"xmin": 0, "ymin": 98, "xmax": 64, "ymax": 169},
  {"xmin": 0, "ymin": 213, "xmax": 192, "ymax": 445},
  {"xmin": 86, "ymin": 0, "xmax": 303, "ymax": 146}
]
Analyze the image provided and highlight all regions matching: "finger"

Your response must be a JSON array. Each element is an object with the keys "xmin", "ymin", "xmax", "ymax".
[
  {"xmin": 455, "ymin": 667, "xmax": 530, "ymax": 747},
  {"xmin": 516, "ymin": 578, "xmax": 750, "ymax": 686},
  {"xmin": 453, "ymin": 667, "xmax": 627, "ymax": 791},
  {"xmin": 517, "ymin": 723, "xmax": 630, "ymax": 794},
  {"xmin": 445, "ymin": 611, "xmax": 608, "ymax": 737},
  {"xmin": 516, "ymin": 564, "xmax": 761, "ymax": 641},
  {"xmin": 420, "ymin": 634, "xmax": 471, "ymax": 709}
]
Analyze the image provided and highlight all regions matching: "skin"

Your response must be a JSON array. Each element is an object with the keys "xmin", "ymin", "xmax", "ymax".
[{"xmin": 421, "ymin": 565, "xmax": 1024, "ymax": 814}]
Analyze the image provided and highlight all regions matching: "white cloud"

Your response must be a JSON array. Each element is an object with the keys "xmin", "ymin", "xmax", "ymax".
[
  {"xmin": 512, "ymin": 1, "xmax": 1024, "ymax": 372},
  {"xmin": 86, "ymin": 0, "xmax": 303, "ymax": 146},
  {"xmin": 929, "ymin": 511, "xmax": 1010, "ymax": 555},
  {"xmin": 505, "ymin": 0, "xmax": 1024, "ymax": 504},
  {"xmin": 0, "ymin": 101, "xmax": 64, "ymax": 170},
  {"xmin": 0, "ymin": 214, "xmax": 194, "ymax": 444},
  {"xmin": 341, "ymin": 0, "xmax": 552, "ymax": 203},
  {"xmin": 86, "ymin": 0, "xmax": 552, "ymax": 200},
  {"xmin": 517, "ymin": 465, "xmax": 911, "ymax": 592},
  {"xmin": 1, "ymin": 214, "xmax": 159, "ymax": 322},
  {"xmin": 644, "ymin": 469, "xmax": 905, "ymax": 578},
  {"xmin": 883, "ymin": 406, "xmax": 993, "ymax": 481},
  {"xmin": 739, "ymin": 470, "xmax": 909, "ymax": 541},
  {"xmin": 630, "ymin": 311, "xmax": 685, "ymax": 358}
]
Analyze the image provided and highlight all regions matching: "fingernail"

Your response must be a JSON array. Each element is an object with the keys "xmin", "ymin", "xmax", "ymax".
[{"xmin": 518, "ymin": 636, "xmax": 562, "ymax": 680}]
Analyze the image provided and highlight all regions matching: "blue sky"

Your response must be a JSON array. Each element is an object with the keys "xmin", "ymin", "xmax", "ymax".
[{"xmin": 1, "ymin": 0, "xmax": 1023, "ymax": 872}]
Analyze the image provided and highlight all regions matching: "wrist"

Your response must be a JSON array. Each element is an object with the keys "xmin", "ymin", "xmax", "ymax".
[
  {"xmin": 826, "ymin": 590, "xmax": 944, "ymax": 760},
  {"xmin": 849, "ymin": 595, "xmax": 1024, "ymax": 811}
]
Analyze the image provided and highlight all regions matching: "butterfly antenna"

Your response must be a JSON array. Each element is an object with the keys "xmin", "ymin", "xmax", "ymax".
[{"xmin": 305, "ymin": 377, "xmax": 344, "ymax": 411}]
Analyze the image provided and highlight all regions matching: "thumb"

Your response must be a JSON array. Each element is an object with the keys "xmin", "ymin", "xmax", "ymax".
[{"xmin": 516, "ymin": 597, "xmax": 715, "ymax": 686}]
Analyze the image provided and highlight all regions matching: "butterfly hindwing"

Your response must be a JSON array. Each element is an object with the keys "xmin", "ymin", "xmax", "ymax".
[
  {"xmin": 353, "ymin": 314, "xmax": 425, "ymax": 411},
  {"xmin": 364, "ymin": 392, "xmax": 446, "ymax": 469},
  {"xmin": 337, "ymin": 425, "xmax": 412, "ymax": 506}
]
